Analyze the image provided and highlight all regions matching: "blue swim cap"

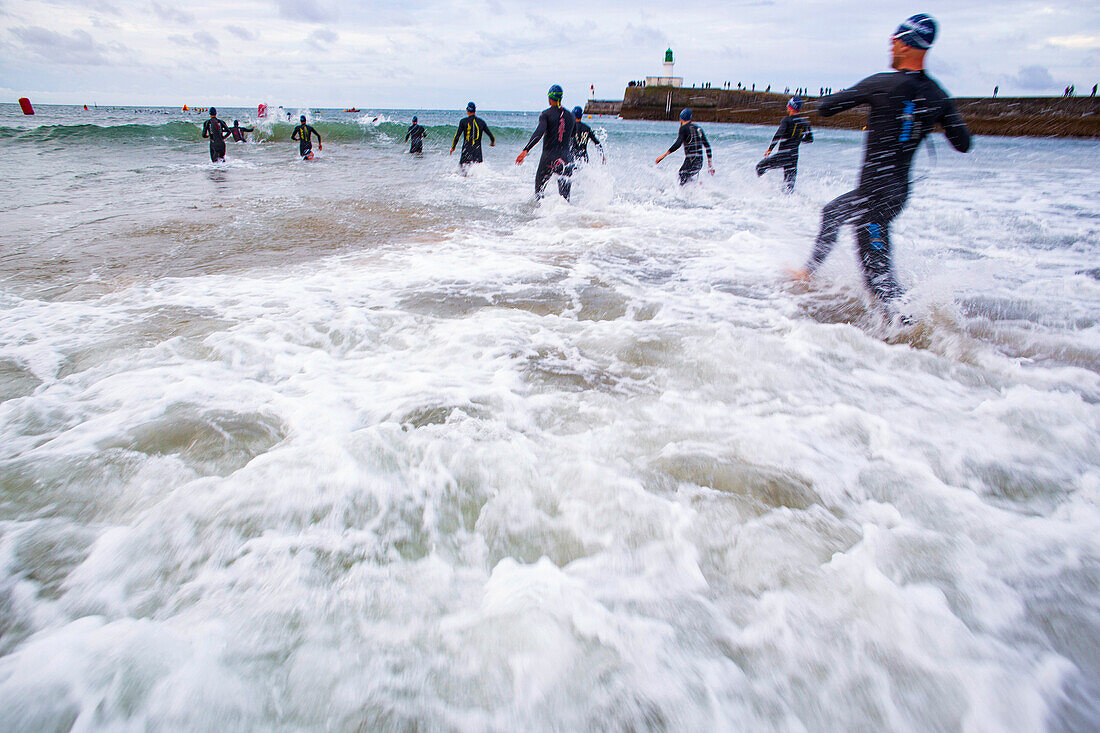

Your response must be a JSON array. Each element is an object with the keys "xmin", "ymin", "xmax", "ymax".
[
  {"xmin": 572, "ymin": 106, "xmax": 583, "ymax": 118},
  {"xmin": 679, "ymin": 108, "xmax": 692, "ymax": 121},
  {"xmin": 893, "ymin": 13, "xmax": 936, "ymax": 50},
  {"xmin": 466, "ymin": 102, "xmax": 476, "ymax": 112},
  {"xmin": 787, "ymin": 97, "xmax": 802, "ymax": 111},
  {"xmin": 548, "ymin": 84, "xmax": 563, "ymax": 100}
]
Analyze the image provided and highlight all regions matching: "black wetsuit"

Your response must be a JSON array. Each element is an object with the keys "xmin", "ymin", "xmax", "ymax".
[
  {"xmin": 202, "ymin": 117, "xmax": 230, "ymax": 162},
  {"xmin": 405, "ymin": 123, "xmax": 426, "ymax": 154},
  {"xmin": 229, "ymin": 124, "xmax": 254, "ymax": 142},
  {"xmin": 805, "ymin": 70, "xmax": 971, "ymax": 301},
  {"xmin": 291, "ymin": 123, "xmax": 320, "ymax": 158},
  {"xmin": 523, "ymin": 106, "xmax": 575, "ymax": 199},
  {"xmin": 452, "ymin": 116, "xmax": 494, "ymax": 165},
  {"xmin": 756, "ymin": 114, "xmax": 813, "ymax": 191},
  {"xmin": 667, "ymin": 122, "xmax": 712, "ymax": 185},
  {"xmin": 571, "ymin": 120, "xmax": 601, "ymax": 164}
]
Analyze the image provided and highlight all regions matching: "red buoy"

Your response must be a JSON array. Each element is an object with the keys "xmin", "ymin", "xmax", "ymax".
[
  {"xmin": 18, "ymin": 97, "xmax": 34, "ymax": 115},
  {"xmin": 257, "ymin": 103, "xmax": 268, "ymax": 119}
]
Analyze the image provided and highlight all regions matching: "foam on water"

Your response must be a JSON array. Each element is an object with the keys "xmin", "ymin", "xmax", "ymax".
[{"xmin": 0, "ymin": 104, "xmax": 1098, "ymax": 731}]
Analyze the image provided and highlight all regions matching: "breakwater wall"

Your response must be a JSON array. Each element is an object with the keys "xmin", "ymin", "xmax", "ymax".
[{"xmin": 608, "ymin": 87, "xmax": 1099, "ymax": 138}]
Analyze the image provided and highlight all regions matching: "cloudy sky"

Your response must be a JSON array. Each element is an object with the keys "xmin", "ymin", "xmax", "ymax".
[{"xmin": 3, "ymin": 0, "xmax": 1097, "ymax": 109}]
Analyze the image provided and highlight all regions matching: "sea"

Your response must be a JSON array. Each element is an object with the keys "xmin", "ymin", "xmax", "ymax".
[{"xmin": 1, "ymin": 103, "xmax": 1098, "ymax": 731}]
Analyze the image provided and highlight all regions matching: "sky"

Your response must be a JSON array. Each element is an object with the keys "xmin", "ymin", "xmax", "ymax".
[{"xmin": 2, "ymin": 0, "xmax": 1098, "ymax": 109}]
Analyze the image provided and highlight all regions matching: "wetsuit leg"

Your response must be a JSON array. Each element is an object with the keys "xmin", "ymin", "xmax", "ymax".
[
  {"xmin": 210, "ymin": 140, "xmax": 226, "ymax": 162},
  {"xmin": 782, "ymin": 157, "xmax": 798, "ymax": 193},
  {"xmin": 460, "ymin": 146, "xmax": 482, "ymax": 166},
  {"xmin": 679, "ymin": 156, "xmax": 703, "ymax": 185},
  {"xmin": 556, "ymin": 160, "xmax": 574, "ymax": 201},
  {"xmin": 807, "ymin": 189, "xmax": 870, "ymax": 271},
  {"xmin": 854, "ymin": 195, "xmax": 906, "ymax": 301},
  {"xmin": 535, "ymin": 157, "xmax": 553, "ymax": 198},
  {"xmin": 299, "ymin": 141, "xmax": 312, "ymax": 158},
  {"xmin": 410, "ymin": 141, "xmax": 423, "ymax": 154}
]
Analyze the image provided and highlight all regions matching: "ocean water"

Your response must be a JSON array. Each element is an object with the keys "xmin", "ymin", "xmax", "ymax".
[{"xmin": 1, "ymin": 103, "xmax": 1098, "ymax": 731}]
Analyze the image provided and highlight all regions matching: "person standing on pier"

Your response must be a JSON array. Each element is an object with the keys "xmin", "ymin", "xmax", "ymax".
[
  {"xmin": 755, "ymin": 97, "xmax": 813, "ymax": 193},
  {"xmin": 515, "ymin": 85, "xmax": 575, "ymax": 200},
  {"xmin": 450, "ymin": 102, "xmax": 495, "ymax": 169},
  {"xmin": 790, "ymin": 13, "xmax": 971, "ymax": 307},
  {"xmin": 655, "ymin": 108, "xmax": 714, "ymax": 185}
]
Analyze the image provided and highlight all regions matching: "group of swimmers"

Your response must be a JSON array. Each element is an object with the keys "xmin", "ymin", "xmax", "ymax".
[{"xmin": 198, "ymin": 13, "xmax": 971, "ymax": 311}]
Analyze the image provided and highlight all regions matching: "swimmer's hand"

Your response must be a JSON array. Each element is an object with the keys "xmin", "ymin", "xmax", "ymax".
[
  {"xmin": 655, "ymin": 152, "xmax": 668, "ymax": 164},
  {"xmin": 786, "ymin": 267, "xmax": 812, "ymax": 282},
  {"xmin": 449, "ymin": 147, "xmax": 455, "ymax": 154},
  {"xmin": 708, "ymin": 164, "xmax": 715, "ymax": 175},
  {"xmin": 318, "ymin": 143, "xmax": 322, "ymax": 151},
  {"xmin": 515, "ymin": 150, "xmax": 528, "ymax": 165}
]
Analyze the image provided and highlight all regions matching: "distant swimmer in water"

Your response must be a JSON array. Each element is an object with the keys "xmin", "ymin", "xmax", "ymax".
[
  {"xmin": 201, "ymin": 107, "xmax": 231, "ymax": 162},
  {"xmin": 655, "ymin": 108, "xmax": 714, "ymax": 185},
  {"xmin": 756, "ymin": 97, "xmax": 813, "ymax": 193},
  {"xmin": 406, "ymin": 116, "xmax": 426, "ymax": 154},
  {"xmin": 291, "ymin": 115, "xmax": 322, "ymax": 160},
  {"xmin": 790, "ymin": 14, "xmax": 971, "ymax": 304},
  {"xmin": 515, "ymin": 85, "xmax": 575, "ymax": 200},
  {"xmin": 450, "ymin": 102, "xmax": 495, "ymax": 168},
  {"xmin": 570, "ymin": 106, "xmax": 605, "ymax": 166},
  {"xmin": 229, "ymin": 119, "xmax": 254, "ymax": 142}
]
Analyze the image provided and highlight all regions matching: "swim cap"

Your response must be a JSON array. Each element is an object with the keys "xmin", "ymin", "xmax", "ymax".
[
  {"xmin": 679, "ymin": 108, "xmax": 692, "ymax": 121},
  {"xmin": 787, "ymin": 97, "xmax": 802, "ymax": 111},
  {"xmin": 893, "ymin": 13, "xmax": 936, "ymax": 50},
  {"xmin": 412, "ymin": 116, "xmax": 418, "ymax": 123},
  {"xmin": 548, "ymin": 84, "xmax": 563, "ymax": 101},
  {"xmin": 572, "ymin": 106, "xmax": 583, "ymax": 118},
  {"xmin": 234, "ymin": 119, "xmax": 239, "ymax": 125},
  {"xmin": 467, "ymin": 102, "xmax": 476, "ymax": 112},
  {"xmin": 300, "ymin": 115, "xmax": 306, "ymax": 123},
  {"xmin": 209, "ymin": 107, "xmax": 217, "ymax": 116}
]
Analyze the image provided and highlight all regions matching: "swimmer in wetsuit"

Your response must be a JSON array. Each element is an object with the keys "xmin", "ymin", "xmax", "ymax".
[
  {"xmin": 229, "ymin": 120, "xmax": 254, "ymax": 142},
  {"xmin": 655, "ymin": 108, "xmax": 714, "ymax": 185},
  {"xmin": 406, "ymin": 116, "xmax": 426, "ymax": 154},
  {"xmin": 791, "ymin": 14, "xmax": 971, "ymax": 303},
  {"xmin": 201, "ymin": 107, "xmax": 231, "ymax": 162},
  {"xmin": 291, "ymin": 115, "xmax": 322, "ymax": 159},
  {"xmin": 450, "ymin": 102, "xmax": 495, "ymax": 167},
  {"xmin": 570, "ymin": 106, "xmax": 605, "ymax": 166},
  {"xmin": 756, "ymin": 97, "xmax": 813, "ymax": 192},
  {"xmin": 515, "ymin": 85, "xmax": 575, "ymax": 200}
]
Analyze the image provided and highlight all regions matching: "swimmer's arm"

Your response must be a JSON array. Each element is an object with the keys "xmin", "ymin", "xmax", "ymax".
[
  {"xmin": 940, "ymin": 101, "xmax": 971, "ymax": 153},
  {"xmin": 523, "ymin": 115, "xmax": 546, "ymax": 152},
  {"xmin": 767, "ymin": 118, "xmax": 787, "ymax": 153},
  {"xmin": 816, "ymin": 78, "xmax": 873, "ymax": 117},
  {"xmin": 481, "ymin": 119, "xmax": 495, "ymax": 146},
  {"xmin": 450, "ymin": 121, "xmax": 462, "ymax": 151},
  {"xmin": 667, "ymin": 125, "xmax": 687, "ymax": 154}
]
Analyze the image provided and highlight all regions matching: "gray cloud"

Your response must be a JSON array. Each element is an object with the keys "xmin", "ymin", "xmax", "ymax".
[
  {"xmin": 11, "ymin": 26, "xmax": 117, "ymax": 65},
  {"xmin": 275, "ymin": 0, "xmax": 335, "ymax": 23},
  {"xmin": 227, "ymin": 25, "xmax": 255, "ymax": 40},
  {"xmin": 1011, "ymin": 65, "xmax": 1056, "ymax": 91},
  {"xmin": 151, "ymin": 2, "xmax": 195, "ymax": 25},
  {"xmin": 307, "ymin": 28, "xmax": 337, "ymax": 48},
  {"xmin": 169, "ymin": 31, "xmax": 219, "ymax": 52}
]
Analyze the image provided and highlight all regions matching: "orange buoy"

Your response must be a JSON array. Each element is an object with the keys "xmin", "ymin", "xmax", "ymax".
[
  {"xmin": 18, "ymin": 97, "xmax": 34, "ymax": 115},
  {"xmin": 182, "ymin": 104, "xmax": 189, "ymax": 111}
]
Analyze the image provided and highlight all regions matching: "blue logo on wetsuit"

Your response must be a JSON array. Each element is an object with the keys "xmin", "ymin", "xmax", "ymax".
[
  {"xmin": 900, "ymin": 101, "xmax": 916, "ymax": 143},
  {"xmin": 867, "ymin": 223, "xmax": 885, "ymax": 250}
]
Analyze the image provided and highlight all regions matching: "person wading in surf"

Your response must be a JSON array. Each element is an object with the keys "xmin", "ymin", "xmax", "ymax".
[
  {"xmin": 790, "ymin": 14, "xmax": 971, "ymax": 305},
  {"xmin": 655, "ymin": 108, "xmax": 714, "ymax": 185},
  {"xmin": 515, "ymin": 85, "xmax": 576, "ymax": 200},
  {"xmin": 291, "ymin": 115, "xmax": 322, "ymax": 160}
]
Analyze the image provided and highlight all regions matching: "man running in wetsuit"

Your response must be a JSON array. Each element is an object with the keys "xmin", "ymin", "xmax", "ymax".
[
  {"xmin": 655, "ymin": 108, "xmax": 714, "ymax": 185},
  {"xmin": 570, "ymin": 106, "xmax": 605, "ymax": 166},
  {"xmin": 229, "ymin": 120, "xmax": 254, "ymax": 142},
  {"xmin": 791, "ymin": 14, "xmax": 971, "ymax": 303},
  {"xmin": 756, "ymin": 97, "xmax": 813, "ymax": 192},
  {"xmin": 515, "ymin": 85, "xmax": 575, "ymax": 200},
  {"xmin": 450, "ymin": 102, "xmax": 495, "ymax": 167},
  {"xmin": 406, "ymin": 116, "xmax": 426, "ymax": 154},
  {"xmin": 201, "ymin": 107, "xmax": 231, "ymax": 162},
  {"xmin": 291, "ymin": 115, "xmax": 321, "ymax": 159}
]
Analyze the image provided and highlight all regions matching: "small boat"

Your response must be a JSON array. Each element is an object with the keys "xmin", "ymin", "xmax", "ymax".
[{"xmin": 344, "ymin": 108, "xmax": 360, "ymax": 113}]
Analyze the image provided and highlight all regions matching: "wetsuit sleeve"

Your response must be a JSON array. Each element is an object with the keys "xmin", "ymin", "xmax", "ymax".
[
  {"xmin": 243, "ymin": 126, "xmax": 254, "ymax": 133},
  {"xmin": 524, "ymin": 112, "xmax": 547, "ymax": 152},
  {"xmin": 817, "ymin": 76, "xmax": 876, "ymax": 117},
  {"xmin": 701, "ymin": 129, "xmax": 712, "ymax": 160},
  {"xmin": 292, "ymin": 126, "xmax": 301, "ymax": 141},
  {"xmin": 590, "ymin": 129, "xmax": 601, "ymax": 147},
  {"xmin": 405, "ymin": 128, "xmax": 411, "ymax": 141},
  {"xmin": 480, "ymin": 119, "xmax": 494, "ymax": 145},
  {"xmin": 939, "ymin": 100, "xmax": 971, "ymax": 153},
  {"xmin": 202, "ymin": 120, "xmax": 210, "ymax": 138},
  {"xmin": 667, "ymin": 125, "xmax": 688, "ymax": 153},
  {"xmin": 803, "ymin": 123, "xmax": 813, "ymax": 143},
  {"xmin": 220, "ymin": 120, "xmax": 231, "ymax": 139},
  {"xmin": 452, "ymin": 120, "xmax": 464, "ymax": 148}
]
